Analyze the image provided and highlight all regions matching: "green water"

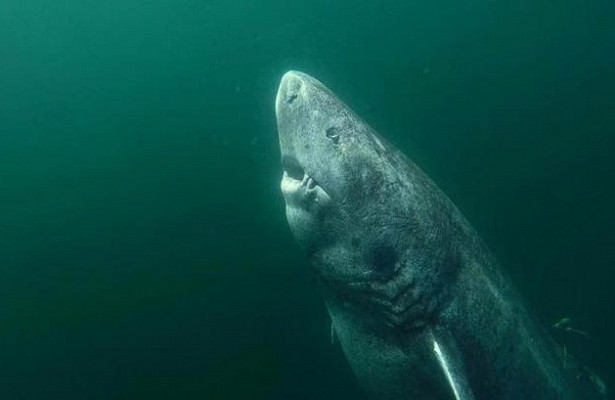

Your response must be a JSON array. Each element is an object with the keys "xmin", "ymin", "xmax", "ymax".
[{"xmin": 1, "ymin": 1, "xmax": 614, "ymax": 398}]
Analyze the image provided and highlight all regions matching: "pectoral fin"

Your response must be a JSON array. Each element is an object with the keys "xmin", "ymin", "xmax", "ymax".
[{"xmin": 431, "ymin": 332, "xmax": 475, "ymax": 400}]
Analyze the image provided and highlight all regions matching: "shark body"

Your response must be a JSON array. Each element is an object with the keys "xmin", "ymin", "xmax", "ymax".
[{"xmin": 275, "ymin": 70, "xmax": 604, "ymax": 400}]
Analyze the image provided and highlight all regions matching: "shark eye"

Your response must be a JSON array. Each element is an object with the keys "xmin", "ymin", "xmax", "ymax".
[
  {"xmin": 325, "ymin": 127, "xmax": 340, "ymax": 144},
  {"xmin": 368, "ymin": 244, "xmax": 397, "ymax": 277}
]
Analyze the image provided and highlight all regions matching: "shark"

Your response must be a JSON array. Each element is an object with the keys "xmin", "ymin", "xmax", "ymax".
[{"xmin": 275, "ymin": 70, "xmax": 606, "ymax": 400}]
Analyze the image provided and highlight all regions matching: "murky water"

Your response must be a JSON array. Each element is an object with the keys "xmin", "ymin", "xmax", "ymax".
[{"xmin": 1, "ymin": 1, "xmax": 613, "ymax": 398}]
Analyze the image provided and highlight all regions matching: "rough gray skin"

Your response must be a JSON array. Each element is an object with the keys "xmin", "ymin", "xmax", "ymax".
[{"xmin": 276, "ymin": 71, "xmax": 605, "ymax": 400}]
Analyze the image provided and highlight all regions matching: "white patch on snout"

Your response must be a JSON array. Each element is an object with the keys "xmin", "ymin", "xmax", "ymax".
[{"xmin": 275, "ymin": 71, "xmax": 306, "ymax": 117}]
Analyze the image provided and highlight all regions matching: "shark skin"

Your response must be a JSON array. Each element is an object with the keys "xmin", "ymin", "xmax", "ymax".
[{"xmin": 275, "ymin": 70, "xmax": 605, "ymax": 400}]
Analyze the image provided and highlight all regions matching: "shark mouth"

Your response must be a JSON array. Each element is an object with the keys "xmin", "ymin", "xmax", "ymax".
[
  {"xmin": 281, "ymin": 155, "xmax": 328, "ymax": 210},
  {"xmin": 281, "ymin": 155, "xmax": 306, "ymax": 182}
]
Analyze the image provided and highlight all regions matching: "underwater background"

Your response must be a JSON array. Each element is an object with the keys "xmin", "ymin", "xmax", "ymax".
[{"xmin": 1, "ymin": 0, "xmax": 614, "ymax": 398}]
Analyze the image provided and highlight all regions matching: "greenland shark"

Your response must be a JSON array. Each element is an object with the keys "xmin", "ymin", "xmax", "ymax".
[{"xmin": 275, "ymin": 70, "xmax": 605, "ymax": 400}]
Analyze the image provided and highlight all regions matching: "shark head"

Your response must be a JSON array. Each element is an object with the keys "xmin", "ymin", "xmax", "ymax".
[
  {"xmin": 276, "ymin": 71, "xmax": 461, "ymax": 330},
  {"xmin": 276, "ymin": 71, "xmax": 397, "ymax": 277}
]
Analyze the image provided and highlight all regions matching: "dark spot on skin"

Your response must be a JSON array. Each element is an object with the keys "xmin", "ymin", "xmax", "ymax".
[
  {"xmin": 351, "ymin": 237, "xmax": 361, "ymax": 248},
  {"xmin": 368, "ymin": 244, "xmax": 397, "ymax": 277},
  {"xmin": 325, "ymin": 127, "xmax": 340, "ymax": 144},
  {"xmin": 286, "ymin": 94, "xmax": 298, "ymax": 104}
]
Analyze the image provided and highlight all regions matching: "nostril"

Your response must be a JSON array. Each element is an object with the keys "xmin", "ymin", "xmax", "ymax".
[
  {"xmin": 284, "ymin": 75, "xmax": 303, "ymax": 105},
  {"xmin": 286, "ymin": 93, "xmax": 298, "ymax": 104}
]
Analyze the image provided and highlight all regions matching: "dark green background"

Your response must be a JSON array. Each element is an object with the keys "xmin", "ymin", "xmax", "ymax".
[{"xmin": 1, "ymin": 0, "xmax": 613, "ymax": 398}]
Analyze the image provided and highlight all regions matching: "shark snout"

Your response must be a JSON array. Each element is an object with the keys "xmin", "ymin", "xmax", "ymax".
[
  {"xmin": 275, "ymin": 70, "xmax": 306, "ymax": 117},
  {"xmin": 276, "ymin": 70, "xmax": 335, "ymax": 214}
]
